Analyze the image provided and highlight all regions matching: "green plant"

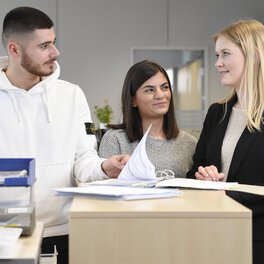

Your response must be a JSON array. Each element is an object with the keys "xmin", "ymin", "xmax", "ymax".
[{"xmin": 94, "ymin": 100, "xmax": 113, "ymax": 124}]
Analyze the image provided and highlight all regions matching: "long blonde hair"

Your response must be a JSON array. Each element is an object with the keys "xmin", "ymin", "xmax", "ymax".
[{"xmin": 213, "ymin": 19, "xmax": 264, "ymax": 132}]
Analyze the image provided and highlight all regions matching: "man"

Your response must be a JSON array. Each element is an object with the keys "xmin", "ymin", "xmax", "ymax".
[{"xmin": 1, "ymin": 6, "xmax": 128, "ymax": 263}]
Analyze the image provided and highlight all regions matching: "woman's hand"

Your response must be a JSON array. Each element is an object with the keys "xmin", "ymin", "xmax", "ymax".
[{"xmin": 195, "ymin": 165, "xmax": 224, "ymax": 181}]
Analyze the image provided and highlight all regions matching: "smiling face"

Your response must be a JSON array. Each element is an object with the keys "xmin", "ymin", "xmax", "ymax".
[
  {"xmin": 18, "ymin": 28, "xmax": 60, "ymax": 77},
  {"xmin": 215, "ymin": 36, "xmax": 245, "ymax": 89},
  {"xmin": 132, "ymin": 71, "xmax": 171, "ymax": 120}
]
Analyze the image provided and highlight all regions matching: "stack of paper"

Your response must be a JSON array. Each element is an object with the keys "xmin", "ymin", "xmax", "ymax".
[
  {"xmin": 85, "ymin": 178, "xmax": 160, "ymax": 188},
  {"xmin": 54, "ymin": 185, "xmax": 181, "ymax": 200}
]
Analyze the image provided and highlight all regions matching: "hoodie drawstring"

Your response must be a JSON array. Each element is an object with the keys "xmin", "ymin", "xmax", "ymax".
[
  {"xmin": 7, "ymin": 90, "xmax": 23, "ymax": 122},
  {"xmin": 41, "ymin": 84, "xmax": 52, "ymax": 123}
]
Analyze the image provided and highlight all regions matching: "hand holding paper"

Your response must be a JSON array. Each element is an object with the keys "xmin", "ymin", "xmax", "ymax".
[{"xmin": 118, "ymin": 124, "xmax": 157, "ymax": 181}]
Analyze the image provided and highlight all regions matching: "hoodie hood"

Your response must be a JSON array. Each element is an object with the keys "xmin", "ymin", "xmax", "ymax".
[{"xmin": 0, "ymin": 56, "xmax": 60, "ymax": 122}]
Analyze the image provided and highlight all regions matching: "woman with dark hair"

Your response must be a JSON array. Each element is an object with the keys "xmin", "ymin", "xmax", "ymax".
[{"xmin": 99, "ymin": 60, "xmax": 197, "ymax": 178}]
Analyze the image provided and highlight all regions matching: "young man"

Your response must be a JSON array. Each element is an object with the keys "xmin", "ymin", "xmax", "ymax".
[{"xmin": 1, "ymin": 6, "xmax": 128, "ymax": 263}]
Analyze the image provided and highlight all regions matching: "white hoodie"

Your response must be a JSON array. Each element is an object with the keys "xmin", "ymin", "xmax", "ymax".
[{"xmin": 0, "ymin": 56, "xmax": 109, "ymax": 237}]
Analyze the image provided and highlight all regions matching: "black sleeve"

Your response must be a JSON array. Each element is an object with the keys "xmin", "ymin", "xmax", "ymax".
[{"xmin": 186, "ymin": 104, "xmax": 217, "ymax": 179}]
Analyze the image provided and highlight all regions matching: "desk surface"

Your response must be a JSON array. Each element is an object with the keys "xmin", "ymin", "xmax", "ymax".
[
  {"xmin": 70, "ymin": 190, "xmax": 252, "ymax": 264},
  {"xmin": 71, "ymin": 189, "xmax": 251, "ymax": 218},
  {"xmin": 1, "ymin": 222, "xmax": 43, "ymax": 264}
]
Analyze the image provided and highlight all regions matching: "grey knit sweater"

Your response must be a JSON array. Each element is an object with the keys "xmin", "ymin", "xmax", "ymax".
[{"xmin": 99, "ymin": 129, "xmax": 197, "ymax": 178}]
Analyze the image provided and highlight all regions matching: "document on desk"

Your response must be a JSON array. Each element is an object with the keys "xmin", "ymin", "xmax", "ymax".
[
  {"xmin": 82, "ymin": 124, "xmax": 159, "ymax": 188},
  {"xmin": 154, "ymin": 178, "xmax": 264, "ymax": 196},
  {"xmin": 0, "ymin": 227, "xmax": 23, "ymax": 258},
  {"xmin": 235, "ymin": 183, "xmax": 264, "ymax": 196},
  {"xmin": 83, "ymin": 124, "xmax": 160, "ymax": 188},
  {"xmin": 81, "ymin": 178, "xmax": 159, "ymax": 188},
  {"xmin": 118, "ymin": 124, "xmax": 157, "ymax": 181},
  {"xmin": 54, "ymin": 185, "xmax": 181, "ymax": 200},
  {"xmin": 156, "ymin": 178, "xmax": 239, "ymax": 190}
]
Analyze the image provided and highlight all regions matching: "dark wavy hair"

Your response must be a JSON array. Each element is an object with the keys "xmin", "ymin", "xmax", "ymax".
[{"xmin": 109, "ymin": 60, "xmax": 179, "ymax": 142}]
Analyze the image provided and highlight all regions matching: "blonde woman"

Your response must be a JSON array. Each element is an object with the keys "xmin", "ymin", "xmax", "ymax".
[{"xmin": 187, "ymin": 19, "xmax": 264, "ymax": 264}]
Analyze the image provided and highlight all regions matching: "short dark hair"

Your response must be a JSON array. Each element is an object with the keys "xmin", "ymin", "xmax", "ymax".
[
  {"xmin": 2, "ymin": 6, "xmax": 54, "ymax": 47},
  {"xmin": 109, "ymin": 60, "xmax": 179, "ymax": 142}
]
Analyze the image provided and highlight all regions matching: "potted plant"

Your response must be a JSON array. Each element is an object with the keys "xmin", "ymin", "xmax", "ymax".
[{"xmin": 94, "ymin": 100, "xmax": 113, "ymax": 129}]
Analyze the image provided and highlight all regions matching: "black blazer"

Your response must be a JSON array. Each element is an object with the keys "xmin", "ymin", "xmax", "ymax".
[{"xmin": 187, "ymin": 95, "xmax": 264, "ymax": 240}]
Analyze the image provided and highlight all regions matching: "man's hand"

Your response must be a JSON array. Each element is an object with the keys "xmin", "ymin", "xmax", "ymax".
[
  {"xmin": 195, "ymin": 165, "xmax": 225, "ymax": 181},
  {"xmin": 101, "ymin": 154, "xmax": 130, "ymax": 178}
]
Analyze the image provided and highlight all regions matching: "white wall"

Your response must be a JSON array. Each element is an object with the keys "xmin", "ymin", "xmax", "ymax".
[
  {"xmin": 168, "ymin": 0, "xmax": 264, "ymax": 102},
  {"xmin": 57, "ymin": 0, "xmax": 168, "ymax": 125},
  {"xmin": 0, "ymin": 0, "xmax": 57, "ymax": 55},
  {"xmin": 1, "ymin": 0, "xmax": 264, "ymax": 126}
]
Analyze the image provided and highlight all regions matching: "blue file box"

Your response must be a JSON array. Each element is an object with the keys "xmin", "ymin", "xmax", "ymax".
[
  {"xmin": 0, "ymin": 158, "xmax": 36, "ymax": 235},
  {"xmin": 0, "ymin": 158, "xmax": 35, "ymax": 186}
]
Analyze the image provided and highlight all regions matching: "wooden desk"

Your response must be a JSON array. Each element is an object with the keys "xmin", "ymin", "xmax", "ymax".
[
  {"xmin": 69, "ymin": 190, "xmax": 252, "ymax": 264},
  {"xmin": 1, "ymin": 222, "xmax": 44, "ymax": 264}
]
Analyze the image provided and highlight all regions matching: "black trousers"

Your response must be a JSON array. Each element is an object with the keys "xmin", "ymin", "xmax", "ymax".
[
  {"xmin": 41, "ymin": 235, "xmax": 69, "ymax": 264},
  {"xmin": 253, "ymin": 240, "xmax": 264, "ymax": 264}
]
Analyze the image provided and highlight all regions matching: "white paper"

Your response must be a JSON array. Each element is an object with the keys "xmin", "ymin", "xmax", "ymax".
[
  {"xmin": 0, "ymin": 227, "xmax": 23, "ymax": 258},
  {"xmin": 118, "ymin": 124, "xmax": 157, "ymax": 181},
  {"xmin": 54, "ymin": 185, "xmax": 181, "ymax": 200},
  {"xmin": 156, "ymin": 178, "xmax": 239, "ymax": 190},
  {"xmin": 82, "ymin": 178, "xmax": 159, "ymax": 188}
]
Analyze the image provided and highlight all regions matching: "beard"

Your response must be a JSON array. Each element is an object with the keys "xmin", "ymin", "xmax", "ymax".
[{"xmin": 20, "ymin": 51, "xmax": 55, "ymax": 77}]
